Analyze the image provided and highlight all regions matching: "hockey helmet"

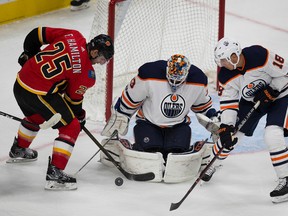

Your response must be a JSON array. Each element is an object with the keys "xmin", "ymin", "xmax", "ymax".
[
  {"xmin": 214, "ymin": 37, "xmax": 241, "ymax": 69},
  {"xmin": 166, "ymin": 54, "xmax": 191, "ymax": 92},
  {"xmin": 88, "ymin": 34, "xmax": 114, "ymax": 60}
]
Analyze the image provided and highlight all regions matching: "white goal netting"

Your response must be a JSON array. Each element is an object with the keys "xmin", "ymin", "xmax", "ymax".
[{"xmin": 85, "ymin": 0, "xmax": 224, "ymax": 122}]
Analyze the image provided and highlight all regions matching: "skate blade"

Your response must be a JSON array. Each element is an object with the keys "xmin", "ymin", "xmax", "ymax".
[
  {"xmin": 45, "ymin": 181, "xmax": 77, "ymax": 191},
  {"xmin": 6, "ymin": 158, "xmax": 37, "ymax": 163},
  {"xmin": 272, "ymin": 194, "xmax": 288, "ymax": 203}
]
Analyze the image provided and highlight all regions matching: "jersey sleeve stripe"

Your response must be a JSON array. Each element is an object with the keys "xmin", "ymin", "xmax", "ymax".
[
  {"xmin": 121, "ymin": 90, "xmax": 142, "ymax": 109},
  {"xmin": 191, "ymin": 100, "xmax": 212, "ymax": 112},
  {"xmin": 220, "ymin": 104, "xmax": 239, "ymax": 111},
  {"xmin": 38, "ymin": 27, "xmax": 44, "ymax": 44}
]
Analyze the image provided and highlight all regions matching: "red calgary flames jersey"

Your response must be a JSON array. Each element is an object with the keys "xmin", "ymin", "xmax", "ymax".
[{"xmin": 17, "ymin": 27, "xmax": 96, "ymax": 102}]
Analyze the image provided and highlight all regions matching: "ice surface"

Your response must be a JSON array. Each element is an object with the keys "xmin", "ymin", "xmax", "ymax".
[{"xmin": 0, "ymin": 1, "xmax": 287, "ymax": 215}]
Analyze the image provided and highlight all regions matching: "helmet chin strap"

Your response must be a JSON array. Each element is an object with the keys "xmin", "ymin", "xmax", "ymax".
[{"xmin": 227, "ymin": 54, "xmax": 240, "ymax": 69}]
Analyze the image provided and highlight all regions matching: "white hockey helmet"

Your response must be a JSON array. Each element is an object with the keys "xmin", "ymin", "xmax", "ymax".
[
  {"xmin": 166, "ymin": 54, "xmax": 191, "ymax": 92},
  {"xmin": 214, "ymin": 37, "xmax": 242, "ymax": 69}
]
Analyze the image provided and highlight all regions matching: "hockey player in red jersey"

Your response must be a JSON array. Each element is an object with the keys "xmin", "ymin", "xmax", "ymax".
[
  {"xmin": 101, "ymin": 54, "xmax": 219, "ymax": 182},
  {"xmin": 203, "ymin": 37, "xmax": 288, "ymax": 203},
  {"xmin": 9, "ymin": 27, "xmax": 114, "ymax": 190}
]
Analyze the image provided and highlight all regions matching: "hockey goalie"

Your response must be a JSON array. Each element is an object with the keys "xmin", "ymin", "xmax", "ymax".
[{"xmin": 100, "ymin": 54, "xmax": 220, "ymax": 183}]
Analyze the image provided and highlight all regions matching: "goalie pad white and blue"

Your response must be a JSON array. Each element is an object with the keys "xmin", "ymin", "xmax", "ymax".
[{"xmin": 100, "ymin": 139, "xmax": 214, "ymax": 183}]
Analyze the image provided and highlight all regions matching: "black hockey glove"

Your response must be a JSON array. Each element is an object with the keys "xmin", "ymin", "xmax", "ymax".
[
  {"xmin": 76, "ymin": 109, "xmax": 86, "ymax": 130},
  {"xmin": 18, "ymin": 51, "xmax": 32, "ymax": 67},
  {"xmin": 253, "ymin": 85, "xmax": 279, "ymax": 112},
  {"xmin": 217, "ymin": 124, "xmax": 238, "ymax": 150}
]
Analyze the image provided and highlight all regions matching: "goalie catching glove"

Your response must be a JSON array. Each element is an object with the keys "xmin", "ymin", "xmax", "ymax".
[{"xmin": 101, "ymin": 109, "xmax": 130, "ymax": 137}]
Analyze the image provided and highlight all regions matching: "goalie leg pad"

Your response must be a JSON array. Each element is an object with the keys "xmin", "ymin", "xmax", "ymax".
[
  {"xmin": 164, "ymin": 145, "xmax": 207, "ymax": 183},
  {"xmin": 100, "ymin": 138, "xmax": 121, "ymax": 167},
  {"xmin": 118, "ymin": 143, "xmax": 164, "ymax": 182}
]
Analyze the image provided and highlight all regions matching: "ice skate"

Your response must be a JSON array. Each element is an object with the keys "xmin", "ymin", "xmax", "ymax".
[
  {"xmin": 70, "ymin": 0, "xmax": 90, "ymax": 11},
  {"xmin": 7, "ymin": 137, "xmax": 38, "ymax": 163},
  {"xmin": 45, "ymin": 157, "xmax": 77, "ymax": 191},
  {"xmin": 270, "ymin": 177, "xmax": 288, "ymax": 203}
]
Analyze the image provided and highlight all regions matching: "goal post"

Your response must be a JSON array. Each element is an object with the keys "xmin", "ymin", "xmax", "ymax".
[{"xmin": 85, "ymin": 0, "xmax": 225, "ymax": 122}]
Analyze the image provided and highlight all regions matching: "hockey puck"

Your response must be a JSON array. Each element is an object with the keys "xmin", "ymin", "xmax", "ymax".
[{"xmin": 115, "ymin": 177, "xmax": 124, "ymax": 186}]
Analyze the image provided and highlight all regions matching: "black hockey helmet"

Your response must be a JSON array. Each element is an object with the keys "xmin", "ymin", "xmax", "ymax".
[{"xmin": 88, "ymin": 34, "xmax": 114, "ymax": 60}]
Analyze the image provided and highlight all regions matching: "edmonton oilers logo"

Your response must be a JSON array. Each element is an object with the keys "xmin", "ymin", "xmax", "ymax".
[
  {"xmin": 161, "ymin": 94, "xmax": 185, "ymax": 118},
  {"xmin": 242, "ymin": 79, "xmax": 266, "ymax": 99}
]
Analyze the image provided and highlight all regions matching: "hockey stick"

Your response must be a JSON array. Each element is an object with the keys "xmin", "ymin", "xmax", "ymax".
[
  {"xmin": 83, "ymin": 126, "xmax": 155, "ymax": 181},
  {"xmin": 74, "ymin": 130, "xmax": 118, "ymax": 176},
  {"xmin": 0, "ymin": 111, "xmax": 61, "ymax": 130},
  {"xmin": 169, "ymin": 101, "xmax": 261, "ymax": 211}
]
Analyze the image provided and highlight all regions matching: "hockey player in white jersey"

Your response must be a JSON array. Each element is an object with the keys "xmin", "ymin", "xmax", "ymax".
[
  {"xmin": 101, "ymin": 54, "xmax": 219, "ymax": 182},
  {"xmin": 203, "ymin": 37, "xmax": 288, "ymax": 203}
]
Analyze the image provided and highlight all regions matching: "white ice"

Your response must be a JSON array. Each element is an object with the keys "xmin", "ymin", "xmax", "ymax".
[{"xmin": 0, "ymin": 0, "xmax": 287, "ymax": 215}]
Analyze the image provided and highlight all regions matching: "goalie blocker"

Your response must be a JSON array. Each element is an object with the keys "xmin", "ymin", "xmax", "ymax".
[{"xmin": 100, "ymin": 138, "xmax": 214, "ymax": 183}]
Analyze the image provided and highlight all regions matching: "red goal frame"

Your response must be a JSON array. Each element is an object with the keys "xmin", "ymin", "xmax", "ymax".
[{"xmin": 105, "ymin": 0, "xmax": 225, "ymax": 121}]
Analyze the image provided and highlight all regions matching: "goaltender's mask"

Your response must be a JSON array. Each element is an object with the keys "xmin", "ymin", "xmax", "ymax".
[{"xmin": 166, "ymin": 54, "xmax": 191, "ymax": 92}]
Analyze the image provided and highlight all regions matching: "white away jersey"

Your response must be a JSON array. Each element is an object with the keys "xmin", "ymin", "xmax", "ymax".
[
  {"xmin": 218, "ymin": 45, "xmax": 288, "ymax": 125},
  {"xmin": 117, "ymin": 60, "xmax": 214, "ymax": 127}
]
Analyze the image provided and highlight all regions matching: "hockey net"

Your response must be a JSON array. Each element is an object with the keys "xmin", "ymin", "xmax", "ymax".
[{"xmin": 84, "ymin": 0, "xmax": 225, "ymax": 122}]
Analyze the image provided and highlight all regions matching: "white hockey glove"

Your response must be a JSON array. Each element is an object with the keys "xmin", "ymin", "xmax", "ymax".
[
  {"xmin": 196, "ymin": 113, "xmax": 220, "ymax": 142},
  {"xmin": 101, "ymin": 109, "xmax": 130, "ymax": 137}
]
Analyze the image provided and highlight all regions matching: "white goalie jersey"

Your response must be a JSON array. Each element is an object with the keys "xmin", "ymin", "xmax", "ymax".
[{"xmin": 116, "ymin": 60, "xmax": 215, "ymax": 126}]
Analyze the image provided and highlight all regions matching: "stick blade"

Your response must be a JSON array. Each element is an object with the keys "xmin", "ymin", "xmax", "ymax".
[
  {"xmin": 170, "ymin": 202, "xmax": 181, "ymax": 211},
  {"xmin": 117, "ymin": 163, "xmax": 155, "ymax": 181},
  {"xmin": 130, "ymin": 172, "xmax": 155, "ymax": 181}
]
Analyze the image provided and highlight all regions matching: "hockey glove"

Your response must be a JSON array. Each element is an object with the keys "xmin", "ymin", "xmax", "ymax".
[
  {"xmin": 76, "ymin": 109, "xmax": 86, "ymax": 130},
  {"xmin": 253, "ymin": 85, "xmax": 279, "ymax": 112},
  {"xmin": 18, "ymin": 51, "xmax": 33, "ymax": 67},
  {"xmin": 217, "ymin": 124, "xmax": 238, "ymax": 150}
]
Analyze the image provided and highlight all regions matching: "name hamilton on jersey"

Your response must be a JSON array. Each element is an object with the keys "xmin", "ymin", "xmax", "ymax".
[
  {"xmin": 65, "ymin": 34, "xmax": 82, "ymax": 74},
  {"xmin": 161, "ymin": 94, "xmax": 185, "ymax": 118}
]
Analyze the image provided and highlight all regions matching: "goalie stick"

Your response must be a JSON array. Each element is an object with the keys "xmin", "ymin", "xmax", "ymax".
[
  {"xmin": 83, "ymin": 126, "xmax": 155, "ymax": 181},
  {"xmin": 0, "ymin": 111, "xmax": 61, "ymax": 129},
  {"xmin": 74, "ymin": 130, "xmax": 118, "ymax": 176},
  {"xmin": 169, "ymin": 101, "xmax": 261, "ymax": 211}
]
